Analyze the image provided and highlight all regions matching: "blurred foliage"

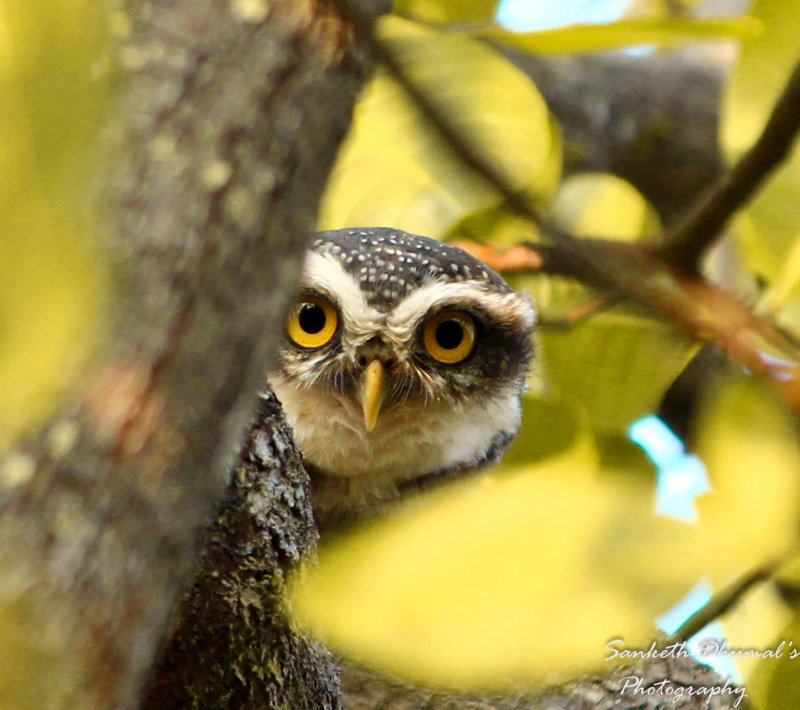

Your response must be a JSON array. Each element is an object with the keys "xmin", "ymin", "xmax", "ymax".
[
  {"xmin": 540, "ymin": 311, "xmax": 695, "ymax": 433},
  {"xmin": 394, "ymin": 0, "xmax": 498, "ymax": 23},
  {"xmin": 722, "ymin": 581, "xmax": 795, "ymax": 700},
  {"xmin": 293, "ymin": 377, "xmax": 800, "ymax": 688},
  {"xmin": 748, "ymin": 611, "xmax": 800, "ymax": 709},
  {"xmin": 317, "ymin": 15, "xmax": 556, "ymax": 235},
  {"xmin": 699, "ymin": 377, "xmax": 800, "ymax": 708},
  {"xmin": 549, "ymin": 172, "xmax": 661, "ymax": 241},
  {"xmin": 715, "ymin": 9, "xmax": 800, "ymax": 701},
  {"xmin": 505, "ymin": 173, "xmax": 691, "ymax": 434},
  {"xmin": 693, "ymin": 377, "xmax": 800, "ymax": 583},
  {"xmin": 0, "ymin": 0, "xmax": 109, "ymax": 449},
  {"xmin": 292, "ymin": 394, "xmax": 700, "ymax": 688}
]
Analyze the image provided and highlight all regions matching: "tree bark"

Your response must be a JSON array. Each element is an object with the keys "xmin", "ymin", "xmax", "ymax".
[
  {"xmin": 0, "ymin": 0, "xmax": 375, "ymax": 707},
  {"xmin": 338, "ymin": 654, "xmax": 752, "ymax": 709},
  {"xmin": 143, "ymin": 391, "xmax": 341, "ymax": 709}
]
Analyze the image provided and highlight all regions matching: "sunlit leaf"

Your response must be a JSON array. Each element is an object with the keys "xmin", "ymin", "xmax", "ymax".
[
  {"xmin": 653, "ymin": 378, "xmax": 800, "ymax": 692},
  {"xmin": 318, "ymin": 15, "xmax": 555, "ymax": 237},
  {"xmin": 450, "ymin": 209, "xmax": 541, "ymax": 248},
  {"xmin": 720, "ymin": 0, "xmax": 800, "ymax": 281},
  {"xmin": 0, "ymin": 1, "xmax": 109, "ymax": 448},
  {"xmin": 478, "ymin": 17, "xmax": 760, "ymax": 54},
  {"xmin": 756, "ymin": 232, "xmax": 800, "ymax": 324},
  {"xmin": 447, "ymin": 116, "xmax": 562, "ymax": 245},
  {"xmin": 773, "ymin": 550, "xmax": 800, "ymax": 592},
  {"xmin": 394, "ymin": 0, "xmax": 498, "ymax": 24},
  {"xmin": 501, "ymin": 394, "xmax": 596, "ymax": 472},
  {"xmin": 540, "ymin": 311, "xmax": 695, "ymax": 434},
  {"xmin": 549, "ymin": 173, "xmax": 661, "ymax": 241},
  {"xmin": 747, "ymin": 611, "xmax": 800, "ymax": 709},
  {"xmin": 693, "ymin": 376, "xmax": 800, "ymax": 583},
  {"xmin": 291, "ymin": 381, "xmax": 800, "ymax": 690},
  {"xmin": 291, "ymin": 396, "xmax": 700, "ymax": 688},
  {"xmin": 715, "ymin": 581, "xmax": 793, "ymax": 686},
  {"xmin": 597, "ymin": 432, "xmax": 657, "ymax": 480}
]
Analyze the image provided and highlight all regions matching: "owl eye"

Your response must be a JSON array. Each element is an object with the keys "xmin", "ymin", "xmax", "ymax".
[
  {"xmin": 423, "ymin": 310, "xmax": 477, "ymax": 364},
  {"xmin": 286, "ymin": 295, "xmax": 339, "ymax": 349}
]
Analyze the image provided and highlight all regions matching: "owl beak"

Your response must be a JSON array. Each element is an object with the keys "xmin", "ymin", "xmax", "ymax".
[{"xmin": 361, "ymin": 359, "xmax": 385, "ymax": 432}]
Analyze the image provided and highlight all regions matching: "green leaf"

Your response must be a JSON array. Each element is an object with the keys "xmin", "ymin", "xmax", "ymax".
[
  {"xmin": 549, "ymin": 173, "xmax": 661, "ymax": 241},
  {"xmin": 746, "ymin": 612, "xmax": 800, "ymax": 709},
  {"xmin": 540, "ymin": 311, "xmax": 696, "ymax": 434},
  {"xmin": 289, "ymin": 380, "xmax": 800, "ymax": 692},
  {"xmin": 693, "ymin": 376, "xmax": 800, "ymax": 584},
  {"xmin": 756, "ymin": 233, "xmax": 800, "ymax": 336},
  {"xmin": 773, "ymin": 290, "xmax": 800, "ymax": 338},
  {"xmin": 291, "ymin": 419, "xmax": 697, "ymax": 688},
  {"xmin": 446, "ymin": 116, "xmax": 562, "ymax": 246},
  {"xmin": 318, "ymin": 15, "xmax": 556, "ymax": 237},
  {"xmin": 501, "ymin": 394, "xmax": 597, "ymax": 470},
  {"xmin": 716, "ymin": 581, "xmax": 794, "ymax": 694},
  {"xmin": 0, "ymin": 1, "xmax": 109, "ymax": 448},
  {"xmin": 659, "ymin": 377, "xmax": 800, "ymax": 688},
  {"xmin": 477, "ymin": 17, "xmax": 761, "ymax": 54},
  {"xmin": 453, "ymin": 173, "xmax": 659, "ymax": 324},
  {"xmin": 450, "ymin": 208, "xmax": 541, "ymax": 247},
  {"xmin": 393, "ymin": 0, "xmax": 498, "ymax": 24},
  {"xmin": 720, "ymin": 0, "xmax": 800, "ymax": 281}
]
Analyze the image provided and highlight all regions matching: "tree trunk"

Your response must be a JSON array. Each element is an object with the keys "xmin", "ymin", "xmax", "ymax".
[{"xmin": 0, "ymin": 0, "xmax": 377, "ymax": 707}]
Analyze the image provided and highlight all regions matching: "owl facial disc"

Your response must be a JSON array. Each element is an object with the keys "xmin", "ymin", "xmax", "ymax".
[{"xmin": 269, "ymin": 227, "xmax": 536, "ymax": 523}]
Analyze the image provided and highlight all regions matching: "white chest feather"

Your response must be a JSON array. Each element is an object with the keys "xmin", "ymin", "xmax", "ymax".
[{"xmin": 270, "ymin": 377, "xmax": 521, "ymax": 490}]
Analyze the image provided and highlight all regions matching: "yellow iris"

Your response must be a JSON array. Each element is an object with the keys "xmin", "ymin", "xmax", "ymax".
[
  {"xmin": 423, "ymin": 310, "xmax": 477, "ymax": 364},
  {"xmin": 286, "ymin": 296, "xmax": 339, "ymax": 349}
]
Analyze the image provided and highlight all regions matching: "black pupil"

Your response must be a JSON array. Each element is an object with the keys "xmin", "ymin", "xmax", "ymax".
[
  {"xmin": 435, "ymin": 319, "xmax": 464, "ymax": 350},
  {"xmin": 298, "ymin": 303, "xmax": 326, "ymax": 334}
]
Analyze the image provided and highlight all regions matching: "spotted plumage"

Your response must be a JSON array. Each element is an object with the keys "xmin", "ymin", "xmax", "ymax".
[
  {"xmin": 269, "ymin": 227, "xmax": 535, "ymax": 526},
  {"xmin": 310, "ymin": 229, "xmax": 509, "ymax": 306}
]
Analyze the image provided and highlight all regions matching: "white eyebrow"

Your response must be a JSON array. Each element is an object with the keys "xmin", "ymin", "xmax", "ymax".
[
  {"xmin": 302, "ymin": 252, "xmax": 535, "ymax": 345},
  {"xmin": 386, "ymin": 280, "xmax": 534, "ymax": 339},
  {"xmin": 301, "ymin": 251, "xmax": 383, "ymax": 336}
]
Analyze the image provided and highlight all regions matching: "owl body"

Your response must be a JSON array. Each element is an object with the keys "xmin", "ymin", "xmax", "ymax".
[{"xmin": 269, "ymin": 228, "xmax": 535, "ymax": 522}]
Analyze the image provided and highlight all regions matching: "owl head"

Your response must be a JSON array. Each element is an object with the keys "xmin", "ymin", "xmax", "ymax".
[{"xmin": 269, "ymin": 228, "xmax": 535, "ymax": 512}]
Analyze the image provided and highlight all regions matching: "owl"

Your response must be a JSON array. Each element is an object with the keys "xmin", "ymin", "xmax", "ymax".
[{"xmin": 269, "ymin": 227, "xmax": 535, "ymax": 525}]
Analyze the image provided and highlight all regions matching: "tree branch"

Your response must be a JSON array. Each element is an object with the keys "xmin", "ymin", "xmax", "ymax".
[
  {"xmin": 464, "ymin": 237, "xmax": 800, "ymax": 411},
  {"xmin": 142, "ymin": 391, "xmax": 342, "ymax": 709},
  {"xmin": 338, "ymin": 654, "xmax": 752, "ymax": 709},
  {"xmin": 657, "ymin": 57, "xmax": 800, "ymax": 271}
]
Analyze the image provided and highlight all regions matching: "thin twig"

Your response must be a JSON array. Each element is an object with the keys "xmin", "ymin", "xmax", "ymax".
[
  {"xmin": 671, "ymin": 561, "xmax": 778, "ymax": 642},
  {"xmin": 657, "ymin": 57, "xmax": 800, "ymax": 271}
]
